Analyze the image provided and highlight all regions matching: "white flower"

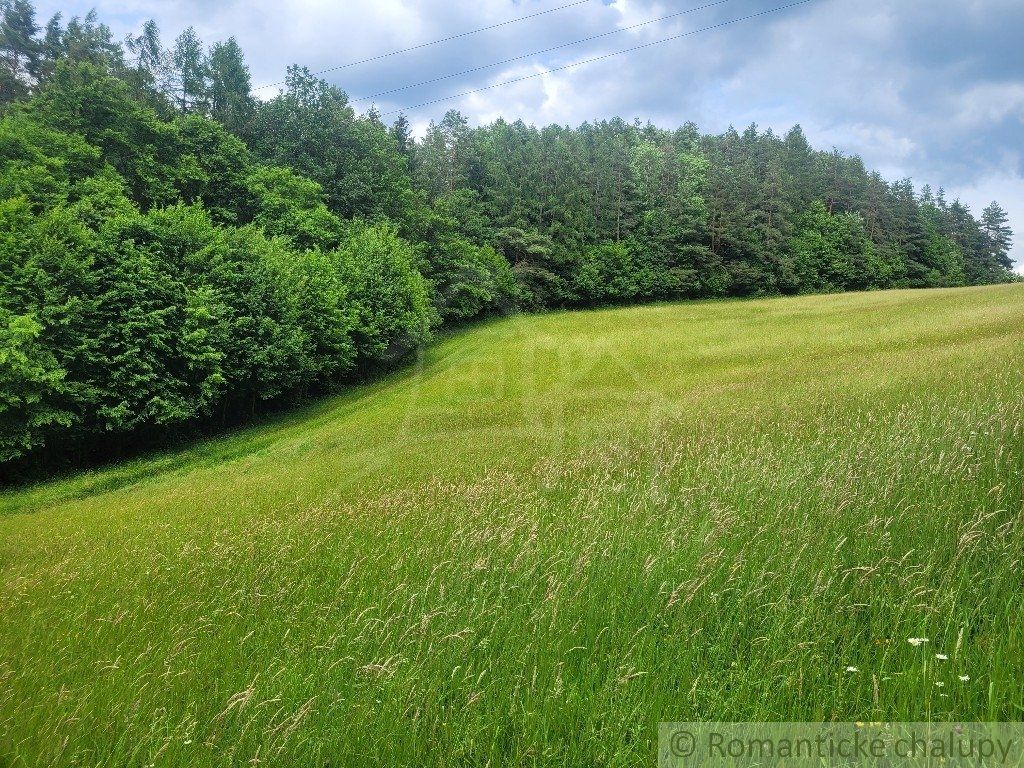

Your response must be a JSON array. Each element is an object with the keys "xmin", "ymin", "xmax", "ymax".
[
  {"xmin": 935, "ymin": 681, "xmax": 945, "ymax": 687},
  {"xmin": 907, "ymin": 637, "xmax": 930, "ymax": 647},
  {"xmin": 959, "ymin": 675, "xmax": 971, "ymax": 682},
  {"xmin": 935, "ymin": 653, "xmax": 948, "ymax": 661},
  {"xmin": 845, "ymin": 666, "xmax": 859, "ymax": 673}
]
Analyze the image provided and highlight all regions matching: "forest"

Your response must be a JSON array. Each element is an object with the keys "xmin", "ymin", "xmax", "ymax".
[{"xmin": 0, "ymin": 0, "xmax": 1016, "ymax": 476}]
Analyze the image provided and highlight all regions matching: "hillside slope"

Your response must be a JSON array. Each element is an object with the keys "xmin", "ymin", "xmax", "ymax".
[{"xmin": 2, "ymin": 285, "xmax": 1023, "ymax": 767}]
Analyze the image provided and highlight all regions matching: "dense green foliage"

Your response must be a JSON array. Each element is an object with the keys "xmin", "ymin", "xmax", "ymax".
[
  {"xmin": 2, "ymin": 286, "xmax": 1023, "ymax": 766},
  {"xmin": 0, "ymin": 1, "xmax": 1016, "ymax": 473}
]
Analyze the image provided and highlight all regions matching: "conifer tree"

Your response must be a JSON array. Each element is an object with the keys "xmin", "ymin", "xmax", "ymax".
[
  {"xmin": 170, "ymin": 26, "xmax": 207, "ymax": 114},
  {"xmin": 981, "ymin": 202, "xmax": 1014, "ymax": 271},
  {"xmin": 208, "ymin": 37, "xmax": 252, "ymax": 132},
  {"xmin": 0, "ymin": 0, "xmax": 39, "ymax": 104}
]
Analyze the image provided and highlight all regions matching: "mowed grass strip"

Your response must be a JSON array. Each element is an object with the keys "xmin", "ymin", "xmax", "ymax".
[{"xmin": 1, "ymin": 284, "xmax": 1022, "ymax": 767}]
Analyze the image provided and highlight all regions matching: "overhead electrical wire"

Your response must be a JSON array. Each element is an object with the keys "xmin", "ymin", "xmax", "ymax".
[
  {"xmin": 351, "ymin": 0, "xmax": 736, "ymax": 104},
  {"xmin": 252, "ymin": 0, "xmax": 591, "ymax": 91},
  {"xmin": 377, "ymin": 0, "xmax": 814, "ymax": 117}
]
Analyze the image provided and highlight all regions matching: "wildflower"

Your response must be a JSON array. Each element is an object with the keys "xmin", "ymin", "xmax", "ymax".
[
  {"xmin": 845, "ymin": 666, "xmax": 859, "ymax": 673},
  {"xmin": 935, "ymin": 653, "xmax": 948, "ymax": 661},
  {"xmin": 959, "ymin": 675, "xmax": 970, "ymax": 682},
  {"xmin": 907, "ymin": 637, "xmax": 929, "ymax": 647},
  {"xmin": 935, "ymin": 681, "xmax": 944, "ymax": 687}
]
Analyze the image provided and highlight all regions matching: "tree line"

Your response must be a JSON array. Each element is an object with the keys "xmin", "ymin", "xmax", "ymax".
[{"xmin": 0, "ymin": 1, "xmax": 1016, "ymax": 476}]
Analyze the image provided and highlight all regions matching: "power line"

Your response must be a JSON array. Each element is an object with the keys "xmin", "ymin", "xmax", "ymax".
[
  {"xmin": 252, "ymin": 0, "xmax": 591, "ymax": 92},
  {"xmin": 379, "ymin": 0, "xmax": 814, "ymax": 117},
  {"xmin": 352, "ymin": 0, "xmax": 736, "ymax": 104}
]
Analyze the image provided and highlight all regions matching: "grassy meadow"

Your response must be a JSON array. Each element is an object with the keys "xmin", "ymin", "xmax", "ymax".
[{"xmin": 1, "ymin": 284, "xmax": 1023, "ymax": 767}]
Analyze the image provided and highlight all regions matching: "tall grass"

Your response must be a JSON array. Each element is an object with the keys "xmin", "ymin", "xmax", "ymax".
[{"xmin": 1, "ymin": 285, "xmax": 1022, "ymax": 767}]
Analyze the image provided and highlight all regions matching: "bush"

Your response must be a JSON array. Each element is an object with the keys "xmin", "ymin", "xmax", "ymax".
[
  {"xmin": 241, "ymin": 166, "xmax": 345, "ymax": 251},
  {"xmin": 0, "ymin": 113, "xmax": 101, "ymax": 208},
  {"xmin": 574, "ymin": 242, "xmax": 639, "ymax": 304},
  {"xmin": 86, "ymin": 205, "xmax": 228, "ymax": 431},
  {"xmin": 421, "ymin": 236, "xmax": 518, "ymax": 321},
  {"xmin": 263, "ymin": 243, "xmax": 356, "ymax": 384},
  {"xmin": 0, "ymin": 311, "xmax": 72, "ymax": 462},
  {"xmin": 788, "ymin": 201, "xmax": 877, "ymax": 293},
  {"xmin": 335, "ymin": 221, "xmax": 433, "ymax": 365}
]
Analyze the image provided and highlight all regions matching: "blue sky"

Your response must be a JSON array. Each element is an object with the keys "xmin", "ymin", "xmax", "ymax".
[{"xmin": 35, "ymin": 0, "xmax": 1023, "ymax": 269}]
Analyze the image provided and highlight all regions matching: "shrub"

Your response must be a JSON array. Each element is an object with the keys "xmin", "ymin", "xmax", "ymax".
[{"xmin": 335, "ymin": 221, "xmax": 433, "ymax": 365}]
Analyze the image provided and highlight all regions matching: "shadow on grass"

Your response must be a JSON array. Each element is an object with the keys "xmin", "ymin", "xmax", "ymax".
[
  {"xmin": 6, "ymin": 285, "xmax": 1019, "ymax": 517},
  {"xmin": 0, "ymin": 312, "xmax": 514, "ymax": 517}
]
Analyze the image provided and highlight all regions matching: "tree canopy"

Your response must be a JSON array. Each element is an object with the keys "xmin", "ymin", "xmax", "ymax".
[{"xmin": 0, "ymin": 0, "xmax": 1016, "ymax": 476}]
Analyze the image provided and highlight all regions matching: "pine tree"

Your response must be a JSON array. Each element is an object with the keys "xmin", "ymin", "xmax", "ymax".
[
  {"xmin": 36, "ymin": 11, "xmax": 61, "ymax": 80},
  {"xmin": 170, "ymin": 26, "xmax": 208, "ymax": 114},
  {"xmin": 417, "ymin": 110, "xmax": 473, "ymax": 200},
  {"xmin": 390, "ymin": 114, "xmax": 413, "ymax": 157},
  {"xmin": 208, "ymin": 37, "xmax": 252, "ymax": 132},
  {"xmin": 0, "ymin": 0, "xmax": 40, "ymax": 105},
  {"xmin": 981, "ymin": 202, "xmax": 1014, "ymax": 271},
  {"xmin": 946, "ymin": 200, "xmax": 986, "ymax": 283},
  {"xmin": 60, "ymin": 11, "xmax": 123, "ymax": 70},
  {"xmin": 890, "ymin": 178, "xmax": 933, "ymax": 285},
  {"xmin": 124, "ymin": 20, "xmax": 171, "ymax": 96}
]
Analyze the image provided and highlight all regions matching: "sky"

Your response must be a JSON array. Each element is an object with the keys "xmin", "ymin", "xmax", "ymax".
[{"xmin": 35, "ymin": 0, "xmax": 1024, "ymax": 270}]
